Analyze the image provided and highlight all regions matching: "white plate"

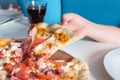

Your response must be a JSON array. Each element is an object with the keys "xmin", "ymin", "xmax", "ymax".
[
  {"xmin": 0, "ymin": 20, "xmax": 29, "ymax": 39},
  {"xmin": 104, "ymin": 48, "xmax": 120, "ymax": 80}
]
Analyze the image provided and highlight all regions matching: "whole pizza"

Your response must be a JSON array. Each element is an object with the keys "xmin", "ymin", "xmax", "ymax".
[{"xmin": 0, "ymin": 23, "xmax": 89, "ymax": 80}]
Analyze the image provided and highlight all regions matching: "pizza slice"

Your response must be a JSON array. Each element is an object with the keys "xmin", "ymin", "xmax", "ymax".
[{"xmin": 23, "ymin": 23, "xmax": 80, "ymax": 60}]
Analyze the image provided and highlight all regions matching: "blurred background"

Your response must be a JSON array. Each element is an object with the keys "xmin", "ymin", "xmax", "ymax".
[
  {"xmin": 0, "ymin": 0, "xmax": 120, "ymax": 26},
  {"xmin": 0, "ymin": 0, "xmax": 19, "ymax": 10}
]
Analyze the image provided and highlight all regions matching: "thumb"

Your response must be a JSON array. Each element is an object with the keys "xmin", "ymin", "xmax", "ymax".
[{"xmin": 61, "ymin": 13, "xmax": 73, "ymax": 25}]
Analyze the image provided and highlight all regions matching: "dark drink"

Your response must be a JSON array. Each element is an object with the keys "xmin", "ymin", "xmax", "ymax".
[{"xmin": 27, "ymin": 5, "xmax": 46, "ymax": 24}]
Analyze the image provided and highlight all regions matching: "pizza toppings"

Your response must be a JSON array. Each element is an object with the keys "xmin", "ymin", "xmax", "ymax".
[
  {"xmin": 0, "ymin": 38, "xmax": 10, "ymax": 48},
  {"xmin": 35, "ymin": 27, "xmax": 50, "ymax": 40},
  {"xmin": 15, "ymin": 67, "xmax": 30, "ymax": 80},
  {"xmin": 22, "ymin": 36, "xmax": 33, "ymax": 54},
  {"xmin": 32, "ymin": 39, "xmax": 47, "ymax": 47},
  {"xmin": 0, "ymin": 71, "xmax": 8, "ymax": 80},
  {"xmin": 0, "ymin": 23, "xmax": 89, "ymax": 80},
  {"xmin": 54, "ymin": 32, "xmax": 70, "ymax": 44},
  {"xmin": 10, "ymin": 76, "xmax": 20, "ymax": 80},
  {"xmin": 10, "ymin": 42, "xmax": 22, "ymax": 48},
  {"xmin": 4, "ymin": 63, "xmax": 13, "ymax": 73}
]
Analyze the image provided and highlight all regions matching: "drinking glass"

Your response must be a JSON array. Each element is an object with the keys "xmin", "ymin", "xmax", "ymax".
[{"xmin": 26, "ymin": 0, "xmax": 47, "ymax": 24}]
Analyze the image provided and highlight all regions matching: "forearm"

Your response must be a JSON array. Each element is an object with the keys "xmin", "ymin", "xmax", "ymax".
[{"xmin": 86, "ymin": 23, "xmax": 120, "ymax": 45}]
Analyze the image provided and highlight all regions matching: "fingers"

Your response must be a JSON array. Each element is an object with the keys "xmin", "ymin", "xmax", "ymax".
[
  {"xmin": 61, "ymin": 13, "xmax": 91, "ymax": 40},
  {"xmin": 61, "ymin": 13, "xmax": 80, "ymax": 31}
]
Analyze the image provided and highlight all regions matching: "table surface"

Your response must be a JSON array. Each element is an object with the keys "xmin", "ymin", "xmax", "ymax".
[{"xmin": 0, "ymin": 16, "xmax": 120, "ymax": 80}]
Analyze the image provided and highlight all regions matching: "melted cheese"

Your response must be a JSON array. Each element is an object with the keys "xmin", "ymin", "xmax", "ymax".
[
  {"xmin": 54, "ymin": 32, "xmax": 70, "ymax": 44},
  {"xmin": 0, "ymin": 38, "xmax": 10, "ymax": 48},
  {"xmin": 33, "ymin": 35, "xmax": 59, "ymax": 55},
  {"xmin": 34, "ymin": 24, "xmax": 52, "ymax": 41},
  {"xmin": 0, "ymin": 71, "xmax": 8, "ymax": 80}
]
